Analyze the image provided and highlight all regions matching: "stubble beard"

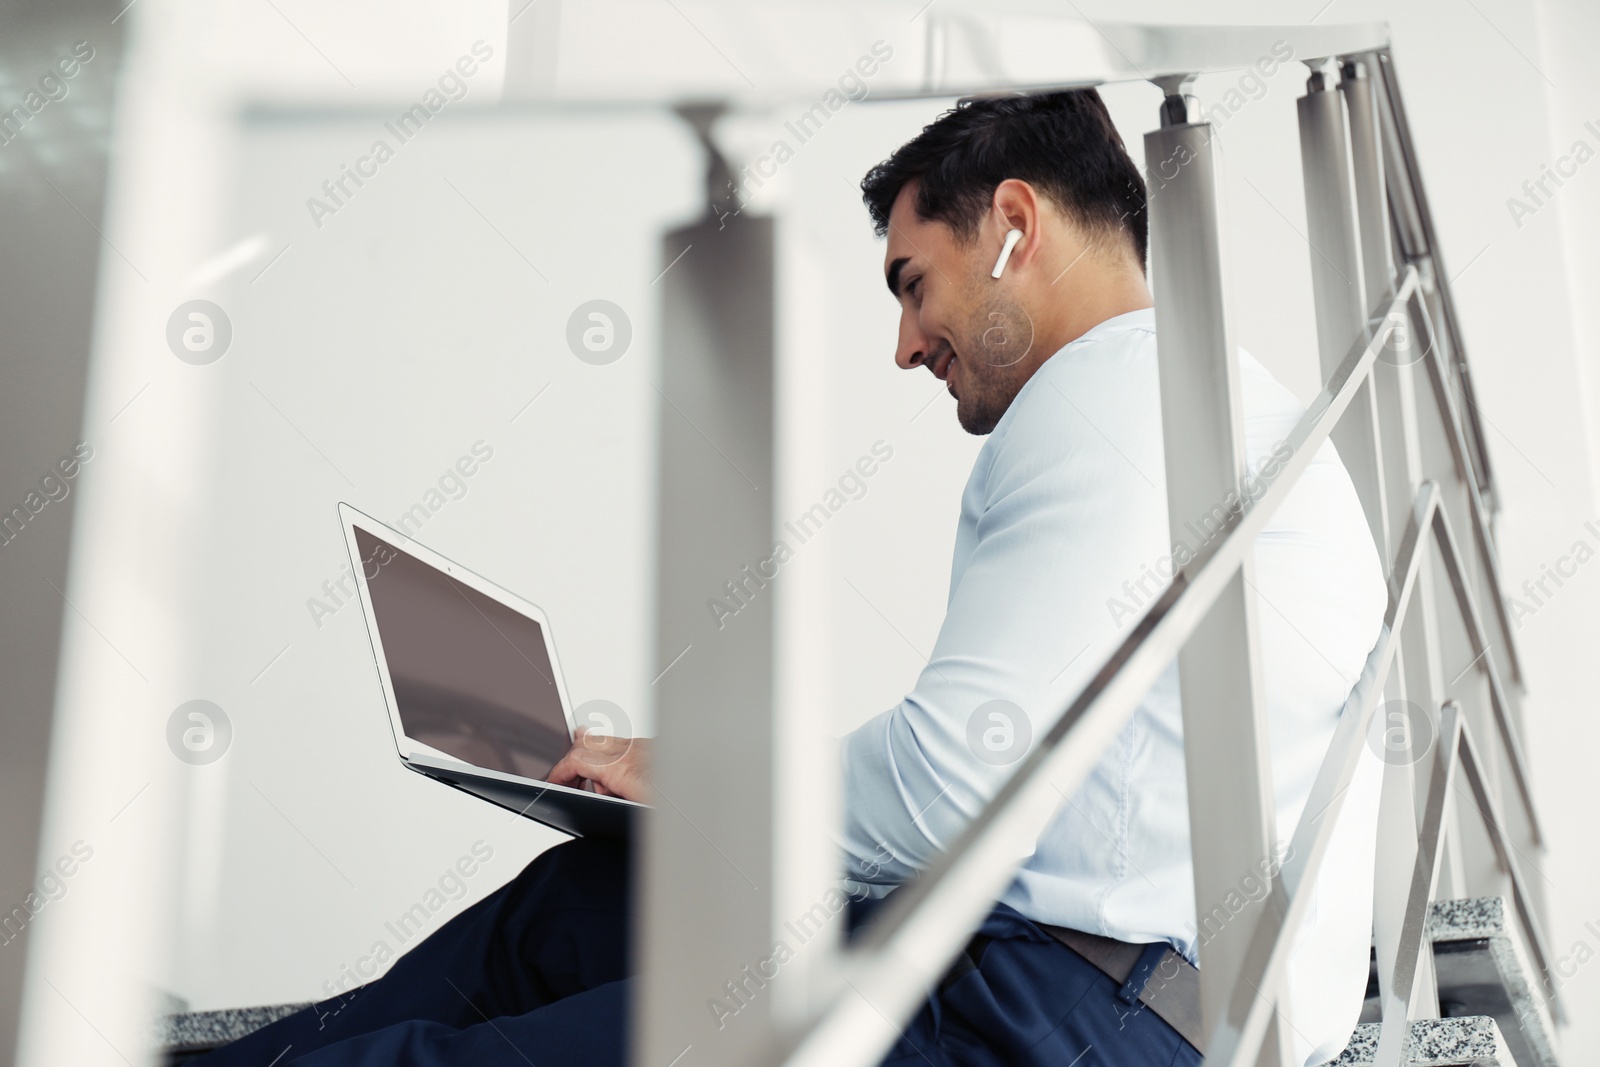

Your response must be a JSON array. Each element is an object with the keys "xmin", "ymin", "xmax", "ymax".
[{"xmin": 949, "ymin": 279, "xmax": 1037, "ymax": 436}]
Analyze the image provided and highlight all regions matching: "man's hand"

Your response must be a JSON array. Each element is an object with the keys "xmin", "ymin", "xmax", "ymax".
[{"xmin": 546, "ymin": 728, "xmax": 652, "ymax": 803}]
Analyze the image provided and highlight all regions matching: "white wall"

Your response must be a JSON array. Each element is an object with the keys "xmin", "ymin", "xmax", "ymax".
[{"xmin": 17, "ymin": 0, "xmax": 1599, "ymax": 1062}]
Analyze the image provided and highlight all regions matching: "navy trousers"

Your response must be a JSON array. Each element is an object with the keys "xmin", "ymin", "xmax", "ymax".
[{"xmin": 194, "ymin": 837, "xmax": 1201, "ymax": 1066}]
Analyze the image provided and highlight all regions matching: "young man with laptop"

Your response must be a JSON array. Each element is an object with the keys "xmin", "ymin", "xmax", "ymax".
[{"xmin": 198, "ymin": 89, "xmax": 1385, "ymax": 1067}]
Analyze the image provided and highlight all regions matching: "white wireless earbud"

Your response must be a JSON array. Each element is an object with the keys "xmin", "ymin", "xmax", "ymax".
[{"xmin": 990, "ymin": 228, "xmax": 1024, "ymax": 279}]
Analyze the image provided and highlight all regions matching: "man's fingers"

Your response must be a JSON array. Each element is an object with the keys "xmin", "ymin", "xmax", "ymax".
[
  {"xmin": 545, "ymin": 752, "xmax": 587, "ymax": 789},
  {"xmin": 547, "ymin": 742, "xmax": 625, "ymax": 789},
  {"xmin": 546, "ymin": 734, "xmax": 650, "ymax": 802},
  {"xmin": 576, "ymin": 732, "xmax": 635, "ymax": 767}
]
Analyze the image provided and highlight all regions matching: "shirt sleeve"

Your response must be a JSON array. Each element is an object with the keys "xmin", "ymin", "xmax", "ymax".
[{"xmin": 834, "ymin": 359, "xmax": 1170, "ymax": 891}]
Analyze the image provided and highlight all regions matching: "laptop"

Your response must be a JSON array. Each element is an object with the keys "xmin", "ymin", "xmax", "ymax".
[{"xmin": 339, "ymin": 503, "xmax": 644, "ymax": 839}]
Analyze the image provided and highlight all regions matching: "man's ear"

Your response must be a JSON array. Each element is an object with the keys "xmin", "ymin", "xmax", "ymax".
[{"xmin": 988, "ymin": 179, "xmax": 1043, "ymax": 274}]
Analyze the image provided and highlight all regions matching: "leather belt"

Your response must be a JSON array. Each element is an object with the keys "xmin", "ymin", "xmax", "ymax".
[{"xmin": 1037, "ymin": 924, "xmax": 1206, "ymax": 1054}]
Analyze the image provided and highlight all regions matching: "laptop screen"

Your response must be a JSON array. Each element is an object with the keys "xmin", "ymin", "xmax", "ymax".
[{"xmin": 353, "ymin": 527, "xmax": 571, "ymax": 780}]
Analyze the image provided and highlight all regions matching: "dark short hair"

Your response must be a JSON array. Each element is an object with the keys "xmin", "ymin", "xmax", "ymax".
[{"xmin": 860, "ymin": 89, "xmax": 1147, "ymax": 274}]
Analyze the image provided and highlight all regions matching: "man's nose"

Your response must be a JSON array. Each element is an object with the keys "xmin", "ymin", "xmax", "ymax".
[{"xmin": 895, "ymin": 311, "xmax": 928, "ymax": 371}]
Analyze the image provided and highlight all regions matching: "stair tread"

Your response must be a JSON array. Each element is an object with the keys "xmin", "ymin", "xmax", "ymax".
[
  {"xmin": 1334, "ymin": 1016, "xmax": 1510, "ymax": 1066},
  {"xmin": 156, "ymin": 1002, "xmax": 311, "ymax": 1052},
  {"xmin": 1428, "ymin": 896, "xmax": 1558, "ymax": 1067}
]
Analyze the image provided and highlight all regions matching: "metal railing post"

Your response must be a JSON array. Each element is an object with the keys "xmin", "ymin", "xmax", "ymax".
[
  {"xmin": 638, "ymin": 135, "xmax": 823, "ymax": 1063},
  {"xmin": 1339, "ymin": 58, "xmax": 1393, "ymax": 313},
  {"xmin": 1297, "ymin": 60, "xmax": 1391, "ymax": 561},
  {"xmin": 1145, "ymin": 81, "xmax": 1284, "ymax": 1064},
  {"xmin": 1298, "ymin": 60, "xmax": 1431, "ymax": 1053}
]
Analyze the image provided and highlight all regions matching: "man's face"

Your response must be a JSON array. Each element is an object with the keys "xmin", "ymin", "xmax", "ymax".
[{"xmin": 883, "ymin": 183, "xmax": 1037, "ymax": 435}]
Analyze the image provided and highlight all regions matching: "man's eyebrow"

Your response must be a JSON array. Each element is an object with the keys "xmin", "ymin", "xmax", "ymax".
[{"xmin": 886, "ymin": 256, "xmax": 910, "ymax": 298}]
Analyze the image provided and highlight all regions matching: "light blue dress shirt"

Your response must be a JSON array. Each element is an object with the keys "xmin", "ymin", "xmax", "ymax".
[{"xmin": 837, "ymin": 307, "xmax": 1389, "ymax": 1065}]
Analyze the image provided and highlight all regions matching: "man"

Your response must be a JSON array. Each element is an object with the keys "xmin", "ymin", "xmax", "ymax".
[{"xmin": 199, "ymin": 89, "xmax": 1385, "ymax": 1066}]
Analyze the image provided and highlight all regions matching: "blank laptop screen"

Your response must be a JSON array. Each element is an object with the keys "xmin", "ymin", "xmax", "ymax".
[{"xmin": 353, "ymin": 527, "xmax": 570, "ymax": 779}]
